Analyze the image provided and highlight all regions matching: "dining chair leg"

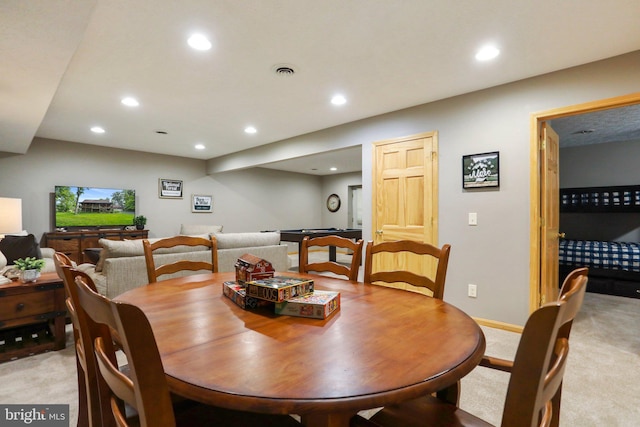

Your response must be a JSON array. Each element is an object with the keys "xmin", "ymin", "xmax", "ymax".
[{"xmin": 75, "ymin": 356, "xmax": 89, "ymax": 427}]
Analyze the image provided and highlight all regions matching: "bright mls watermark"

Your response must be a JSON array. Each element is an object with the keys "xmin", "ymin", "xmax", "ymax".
[{"xmin": 0, "ymin": 405, "xmax": 68, "ymax": 426}]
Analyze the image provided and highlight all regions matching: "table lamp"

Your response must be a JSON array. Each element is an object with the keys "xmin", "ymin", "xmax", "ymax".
[{"xmin": 0, "ymin": 197, "xmax": 23, "ymax": 238}]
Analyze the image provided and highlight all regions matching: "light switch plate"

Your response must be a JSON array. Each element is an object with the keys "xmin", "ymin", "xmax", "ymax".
[{"xmin": 468, "ymin": 212, "xmax": 478, "ymax": 226}]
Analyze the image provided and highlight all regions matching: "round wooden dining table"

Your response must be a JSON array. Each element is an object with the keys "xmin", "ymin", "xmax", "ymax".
[{"xmin": 116, "ymin": 271, "xmax": 486, "ymax": 427}]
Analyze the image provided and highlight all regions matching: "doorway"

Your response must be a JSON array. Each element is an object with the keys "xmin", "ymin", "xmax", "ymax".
[
  {"xmin": 530, "ymin": 92, "xmax": 640, "ymax": 311},
  {"xmin": 348, "ymin": 185, "xmax": 363, "ymax": 230}
]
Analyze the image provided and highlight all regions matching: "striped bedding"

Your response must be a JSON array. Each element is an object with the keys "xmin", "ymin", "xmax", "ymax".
[{"xmin": 559, "ymin": 239, "xmax": 640, "ymax": 273}]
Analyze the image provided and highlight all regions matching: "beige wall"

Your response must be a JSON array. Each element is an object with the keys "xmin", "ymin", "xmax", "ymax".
[
  {"xmin": 212, "ymin": 51, "xmax": 640, "ymax": 325},
  {"xmin": 2, "ymin": 51, "xmax": 640, "ymax": 325},
  {"xmin": 0, "ymin": 139, "xmax": 323, "ymax": 239}
]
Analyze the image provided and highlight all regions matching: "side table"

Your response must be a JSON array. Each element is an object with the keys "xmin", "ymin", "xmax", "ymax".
[{"xmin": 0, "ymin": 272, "xmax": 67, "ymax": 362}]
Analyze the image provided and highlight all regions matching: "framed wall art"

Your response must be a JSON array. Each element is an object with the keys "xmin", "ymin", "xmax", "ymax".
[
  {"xmin": 192, "ymin": 194, "xmax": 213, "ymax": 213},
  {"xmin": 462, "ymin": 151, "xmax": 500, "ymax": 189},
  {"xmin": 159, "ymin": 179, "xmax": 183, "ymax": 198}
]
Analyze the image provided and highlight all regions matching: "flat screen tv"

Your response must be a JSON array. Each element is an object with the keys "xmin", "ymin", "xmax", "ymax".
[{"xmin": 54, "ymin": 186, "xmax": 136, "ymax": 229}]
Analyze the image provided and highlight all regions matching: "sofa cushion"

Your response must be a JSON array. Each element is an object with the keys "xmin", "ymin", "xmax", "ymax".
[
  {"xmin": 180, "ymin": 224, "xmax": 223, "ymax": 235},
  {"xmin": 95, "ymin": 236, "xmax": 212, "ymax": 272},
  {"xmin": 0, "ymin": 234, "xmax": 42, "ymax": 264},
  {"xmin": 214, "ymin": 232, "xmax": 280, "ymax": 249}
]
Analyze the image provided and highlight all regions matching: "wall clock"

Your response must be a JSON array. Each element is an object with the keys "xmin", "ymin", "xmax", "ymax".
[{"xmin": 326, "ymin": 194, "xmax": 341, "ymax": 212}]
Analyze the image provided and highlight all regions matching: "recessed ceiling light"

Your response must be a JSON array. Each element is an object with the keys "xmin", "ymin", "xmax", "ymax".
[
  {"xmin": 188, "ymin": 34, "xmax": 212, "ymax": 51},
  {"xmin": 330, "ymin": 167, "xmax": 337, "ymax": 171},
  {"xmin": 331, "ymin": 95, "xmax": 347, "ymax": 105},
  {"xmin": 475, "ymin": 45, "xmax": 500, "ymax": 61},
  {"xmin": 121, "ymin": 97, "xmax": 139, "ymax": 107},
  {"xmin": 195, "ymin": 143, "xmax": 205, "ymax": 150},
  {"xmin": 244, "ymin": 126, "xmax": 257, "ymax": 134},
  {"xmin": 90, "ymin": 126, "xmax": 105, "ymax": 134}
]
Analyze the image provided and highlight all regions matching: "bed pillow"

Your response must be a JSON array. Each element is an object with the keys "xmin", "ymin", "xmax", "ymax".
[{"xmin": 0, "ymin": 234, "xmax": 42, "ymax": 264}]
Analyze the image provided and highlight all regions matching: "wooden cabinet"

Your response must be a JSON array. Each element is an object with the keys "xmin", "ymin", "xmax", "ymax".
[
  {"xmin": 0, "ymin": 273, "xmax": 66, "ymax": 362},
  {"xmin": 44, "ymin": 229, "xmax": 148, "ymax": 264}
]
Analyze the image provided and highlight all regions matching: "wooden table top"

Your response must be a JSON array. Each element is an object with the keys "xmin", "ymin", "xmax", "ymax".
[{"xmin": 116, "ymin": 272, "xmax": 486, "ymax": 427}]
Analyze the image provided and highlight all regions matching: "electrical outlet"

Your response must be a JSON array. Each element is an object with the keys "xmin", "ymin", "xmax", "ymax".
[{"xmin": 468, "ymin": 284, "xmax": 477, "ymax": 298}]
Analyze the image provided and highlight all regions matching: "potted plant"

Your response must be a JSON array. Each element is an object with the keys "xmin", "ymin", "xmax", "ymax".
[
  {"xmin": 133, "ymin": 215, "xmax": 147, "ymax": 230},
  {"xmin": 14, "ymin": 257, "xmax": 46, "ymax": 283}
]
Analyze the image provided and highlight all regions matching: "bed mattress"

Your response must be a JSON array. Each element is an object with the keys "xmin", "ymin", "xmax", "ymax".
[{"xmin": 559, "ymin": 239, "xmax": 640, "ymax": 273}]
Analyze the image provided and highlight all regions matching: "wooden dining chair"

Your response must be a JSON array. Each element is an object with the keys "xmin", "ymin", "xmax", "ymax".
[
  {"xmin": 352, "ymin": 269, "xmax": 588, "ymax": 427},
  {"xmin": 363, "ymin": 240, "xmax": 451, "ymax": 299},
  {"xmin": 73, "ymin": 275, "xmax": 301, "ymax": 427},
  {"xmin": 299, "ymin": 235, "xmax": 364, "ymax": 281},
  {"xmin": 54, "ymin": 252, "xmax": 113, "ymax": 427},
  {"xmin": 143, "ymin": 235, "xmax": 218, "ymax": 283}
]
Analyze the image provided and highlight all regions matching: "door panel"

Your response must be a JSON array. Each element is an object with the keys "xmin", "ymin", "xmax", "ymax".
[
  {"xmin": 540, "ymin": 122, "xmax": 560, "ymax": 303},
  {"xmin": 372, "ymin": 132, "xmax": 438, "ymax": 293}
]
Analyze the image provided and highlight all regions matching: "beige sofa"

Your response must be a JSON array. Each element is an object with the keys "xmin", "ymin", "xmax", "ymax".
[{"xmin": 80, "ymin": 231, "xmax": 289, "ymax": 298}]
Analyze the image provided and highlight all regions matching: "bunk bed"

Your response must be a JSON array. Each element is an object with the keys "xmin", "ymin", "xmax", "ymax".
[
  {"xmin": 559, "ymin": 185, "xmax": 640, "ymax": 299},
  {"xmin": 559, "ymin": 239, "xmax": 640, "ymax": 298}
]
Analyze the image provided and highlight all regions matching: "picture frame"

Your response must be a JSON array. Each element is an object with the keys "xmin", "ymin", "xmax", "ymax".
[
  {"xmin": 462, "ymin": 151, "xmax": 500, "ymax": 189},
  {"xmin": 192, "ymin": 194, "xmax": 213, "ymax": 213},
  {"xmin": 159, "ymin": 179, "xmax": 183, "ymax": 198}
]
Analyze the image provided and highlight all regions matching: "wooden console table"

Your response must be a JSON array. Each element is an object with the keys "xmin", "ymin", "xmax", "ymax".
[
  {"xmin": 44, "ymin": 229, "xmax": 148, "ymax": 264},
  {"xmin": 0, "ymin": 272, "xmax": 66, "ymax": 363}
]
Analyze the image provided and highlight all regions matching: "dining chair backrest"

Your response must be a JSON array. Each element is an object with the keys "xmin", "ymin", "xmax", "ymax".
[
  {"xmin": 363, "ymin": 240, "xmax": 451, "ymax": 299},
  {"xmin": 501, "ymin": 272, "xmax": 587, "ymax": 427},
  {"xmin": 544, "ymin": 266, "xmax": 588, "ymax": 427},
  {"xmin": 54, "ymin": 253, "xmax": 115, "ymax": 427},
  {"xmin": 143, "ymin": 235, "xmax": 218, "ymax": 283},
  {"xmin": 299, "ymin": 235, "xmax": 364, "ymax": 281},
  {"xmin": 361, "ymin": 272, "xmax": 588, "ymax": 427},
  {"xmin": 74, "ymin": 275, "xmax": 177, "ymax": 427}
]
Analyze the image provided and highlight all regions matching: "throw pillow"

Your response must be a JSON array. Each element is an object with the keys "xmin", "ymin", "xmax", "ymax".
[
  {"xmin": 0, "ymin": 250, "xmax": 6, "ymax": 270},
  {"xmin": 0, "ymin": 234, "xmax": 42, "ymax": 265},
  {"xmin": 214, "ymin": 232, "xmax": 280, "ymax": 249}
]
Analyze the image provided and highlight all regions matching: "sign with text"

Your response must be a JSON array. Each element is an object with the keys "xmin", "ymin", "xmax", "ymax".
[
  {"xmin": 462, "ymin": 151, "xmax": 500, "ymax": 189},
  {"xmin": 0, "ymin": 405, "xmax": 68, "ymax": 426}
]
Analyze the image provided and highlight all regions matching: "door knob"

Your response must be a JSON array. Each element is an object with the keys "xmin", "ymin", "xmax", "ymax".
[
  {"xmin": 557, "ymin": 232, "xmax": 566, "ymax": 239},
  {"xmin": 375, "ymin": 230, "xmax": 383, "ymax": 235}
]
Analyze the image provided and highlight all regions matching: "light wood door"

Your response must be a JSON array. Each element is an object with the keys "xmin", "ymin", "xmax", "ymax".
[
  {"xmin": 540, "ymin": 123, "xmax": 560, "ymax": 304},
  {"xmin": 372, "ymin": 132, "xmax": 438, "ymax": 293}
]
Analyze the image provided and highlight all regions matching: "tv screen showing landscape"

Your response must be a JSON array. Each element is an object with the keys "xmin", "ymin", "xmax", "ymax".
[{"xmin": 54, "ymin": 186, "xmax": 136, "ymax": 228}]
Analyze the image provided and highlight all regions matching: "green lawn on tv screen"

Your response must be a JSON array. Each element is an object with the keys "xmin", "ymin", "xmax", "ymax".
[{"xmin": 56, "ymin": 212, "xmax": 135, "ymax": 227}]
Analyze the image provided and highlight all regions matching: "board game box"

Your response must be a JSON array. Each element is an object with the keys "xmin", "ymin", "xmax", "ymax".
[
  {"xmin": 222, "ymin": 281, "xmax": 273, "ymax": 310},
  {"xmin": 245, "ymin": 276, "xmax": 314, "ymax": 302},
  {"xmin": 275, "ymin": 290, "xmax": 340, "ymax": 319},
  {"xmin": 234, "ymin": 253, "xmax": 275, "ymax": 284}
]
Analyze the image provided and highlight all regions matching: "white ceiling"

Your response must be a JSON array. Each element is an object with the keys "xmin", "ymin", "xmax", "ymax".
[{"xmin": 2, "ymin": 0, "xmax": 640, "ymax": 174}]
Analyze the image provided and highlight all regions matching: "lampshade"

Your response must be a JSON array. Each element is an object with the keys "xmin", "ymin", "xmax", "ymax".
[{"xmin": 0, "ymin": 197, "xmax": 23, "ymax": 235}]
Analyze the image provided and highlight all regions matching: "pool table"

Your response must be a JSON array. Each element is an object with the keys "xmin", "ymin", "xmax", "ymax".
[{"xmin": 279, "ymin": 228, "xmax": 363, "ymax": 266}]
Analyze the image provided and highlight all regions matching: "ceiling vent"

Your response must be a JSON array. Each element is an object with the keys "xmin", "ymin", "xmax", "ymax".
[{"xmin": 272, "ymin": 63, "xmax": 297, "ymax": 76}]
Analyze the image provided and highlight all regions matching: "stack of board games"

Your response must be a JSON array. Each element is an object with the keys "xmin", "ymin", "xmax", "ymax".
[
  {"xmin": 275, "ymin": 290, "xmax": 340, "ymax": 319},
  {"xmin": 246, "ymin": 276, "xmax": 314, "ymax": 302},
  {"xmin": 222, "ymin": 281, "xmax": 272, "ymax": 310}
]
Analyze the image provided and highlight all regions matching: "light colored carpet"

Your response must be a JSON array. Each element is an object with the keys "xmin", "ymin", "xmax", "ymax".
[{"xmin": 2, "ymin": 256, "xmax": 638, "ymax": 425}]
